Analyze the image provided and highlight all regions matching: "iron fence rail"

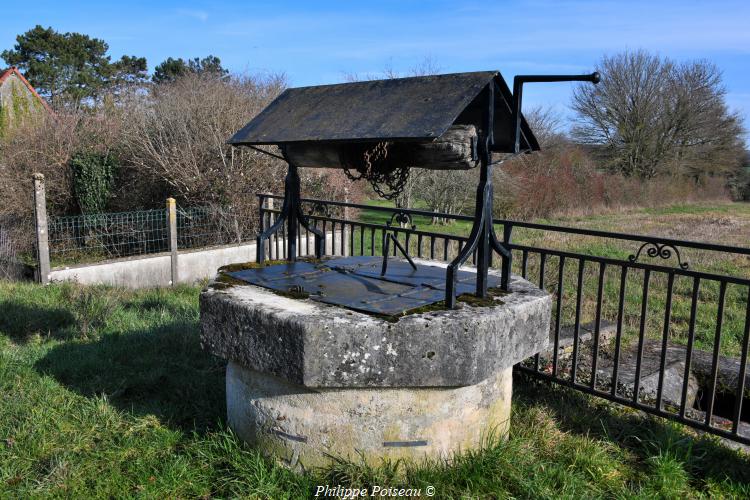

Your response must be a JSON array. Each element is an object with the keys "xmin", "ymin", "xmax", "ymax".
[
  {"xmin": 262, "ymin": 194, "xmax": 750, "ymax": 257},
  {"xmin": 258, "ymin": 193, "xmax": 750, "ymax": 447}
]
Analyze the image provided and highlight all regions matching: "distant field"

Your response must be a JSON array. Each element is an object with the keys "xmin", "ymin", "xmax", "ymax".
[{"xmin": 1, "ymin": 202, "xmax": 749, "ymax": 497}]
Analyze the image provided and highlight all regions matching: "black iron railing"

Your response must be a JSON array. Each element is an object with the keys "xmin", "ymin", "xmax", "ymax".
[{"xmin": 258, "ymin": 193, "xmax": 750, "ymax": 447}]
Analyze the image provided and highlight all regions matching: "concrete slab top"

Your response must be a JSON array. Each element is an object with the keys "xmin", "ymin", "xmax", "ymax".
[{"xmin": 200, "ymin": 261, "xmax": 551, "ymax": 388}]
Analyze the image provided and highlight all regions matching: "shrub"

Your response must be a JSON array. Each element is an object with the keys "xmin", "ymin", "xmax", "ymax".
[
  {"xmin": 70, "ymin": 151, "xmax": 117, "ymax": 214},
  {"xmin": 0, "ymin": 72, "xmax": 363, "ymax": 261},
  {"xmin": 118, "ymin": 72, "xmax": 359, "ymax": 240},
  {"xmin": 494, "ymin": 143, "xmax": 731, "ymax": 220}
]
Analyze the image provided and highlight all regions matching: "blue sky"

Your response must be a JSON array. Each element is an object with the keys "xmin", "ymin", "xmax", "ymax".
[{"xmin": 3, "ymin": 0, "xmax": 749, "ymax": 141}]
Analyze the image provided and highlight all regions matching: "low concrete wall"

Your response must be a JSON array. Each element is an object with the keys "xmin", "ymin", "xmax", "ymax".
[
  {"xmin": 48, "ymin": 231, "xmax": 345, "ymax": 289},
  {"xmin": 49, "ymin": 253, "xmax": 174, "ymax": 288},
  {"xmin": 176, "ymin": 243, "xmax": 257, "ymax": 285}
]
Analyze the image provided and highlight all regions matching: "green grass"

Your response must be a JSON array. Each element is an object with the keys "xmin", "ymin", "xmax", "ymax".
[
  {"xmin": 640, "ymin": 204, "xmax": 737, "ymax": 216},
  {"xmin": 1, "ymin": 280, "xmax": 749, "ymax": 497}
]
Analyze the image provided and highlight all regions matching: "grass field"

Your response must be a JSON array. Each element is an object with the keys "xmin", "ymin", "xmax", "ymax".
[
  {"xmin": 2, "ymin": 203, "xmax": 750, "ymax": 498},
  {"xmin": 358, "ymin": 200, "xmax": 750, "ymax": 251},
  {"xmin": 1, "ymin": 282, "xmax": 749, "ymax": 498}
]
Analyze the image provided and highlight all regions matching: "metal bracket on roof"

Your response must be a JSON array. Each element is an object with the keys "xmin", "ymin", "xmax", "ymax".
[{"xmin": 510, "ymin": 72, "xmax": 600, "ymax": 153}]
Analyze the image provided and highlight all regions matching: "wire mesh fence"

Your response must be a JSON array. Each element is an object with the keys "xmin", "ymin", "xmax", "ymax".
[
  {"xmin": 48, "ymin": 209, "xmax": 170, "ymax": 265},
  {"xmin": 0, "ymin": 219, "xmax": 33, "ymax": 280},
  {"xmin": 45, "ymin": 203, "xmax": 252, "ymax": 266},
  {"xmin": 176, "ymin": 205, "xmax": 248, "ymax": 250}
]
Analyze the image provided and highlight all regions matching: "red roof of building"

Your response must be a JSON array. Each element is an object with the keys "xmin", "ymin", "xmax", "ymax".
[{"xmin": 0, "ymin": 66, "xmax": 53, "ymax": 114}]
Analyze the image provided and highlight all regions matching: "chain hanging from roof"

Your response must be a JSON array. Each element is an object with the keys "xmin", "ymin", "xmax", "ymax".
[{"xmin": 341, "ymin": 141, "xmax": 411, "ymax": 200}]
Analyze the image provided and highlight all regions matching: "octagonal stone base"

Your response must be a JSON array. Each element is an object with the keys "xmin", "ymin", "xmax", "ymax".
[
  {"xmin": 227, "ymin": 362, "xmax": 512, "ymax": 471},
  {"xmin": 200, "ymin": 262, "xmax": 551, "ymax": 470}
]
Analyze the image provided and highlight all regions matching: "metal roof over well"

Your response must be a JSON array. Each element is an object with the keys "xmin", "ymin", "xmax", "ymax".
[{"xmin": 228, "ymin": 71, "xmax": 539, "ymax": 152}]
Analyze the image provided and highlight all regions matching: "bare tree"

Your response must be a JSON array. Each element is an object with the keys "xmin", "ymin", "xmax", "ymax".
[
  {"xmin": 119, "ymin": 72, "xmax": 359, "ymax": 241},
  {"xmin": 119, "ymin": 72, "xmax": 288, "ymax": 241},
  {"xmin": 572, "ymin": 50, "xmax": 744, "ymax": 179},
  {"xmin": 522, "ymin": 105, "xmax": 565, "ymax": 149},
  {"xmin": 414, "ymin": 168, "xmax": 475, "ymax": 223}
]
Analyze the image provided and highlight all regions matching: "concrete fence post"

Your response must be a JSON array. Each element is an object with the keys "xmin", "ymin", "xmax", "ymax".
[
  {"xmin": 263, "ymin": 195, "xmax": 275, "ymax": 260},
  {"xmin": 167, "ymin": 198, "xmax": 178, "ymax": 286},
  {"xmin": 32, "ymin": 173, "xmax": 51, "ymax": 284}
]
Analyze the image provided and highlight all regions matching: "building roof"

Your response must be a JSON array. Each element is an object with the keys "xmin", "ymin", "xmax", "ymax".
[
  {"xmin": 229, "ymin": 71, "xmax": 539, "ymax": 153},
  {"xmin": 0, "ymin": 66, "xmax": 53, "ymax": 114}
]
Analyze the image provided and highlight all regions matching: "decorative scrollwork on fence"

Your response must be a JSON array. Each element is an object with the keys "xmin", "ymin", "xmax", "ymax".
[
  {"xmin": 306, "ymin": 202, "xmax": 331, "ymax": 218},
  {"xmin": 387, "ymin": 211, "xmax": 416, "ymax": 230},
  {"xmin": 628, "ymin": 242, "xmax": 689, "ymax": 269}
]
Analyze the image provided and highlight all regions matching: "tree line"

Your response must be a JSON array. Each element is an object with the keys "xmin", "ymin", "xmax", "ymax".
[
  {"xmin": 0, "ymin": 25, "xmax": 229, "ymax": 106},
  {"xmin": 366, "ymin": 52, "xmax": 748, "ymax": 218}
]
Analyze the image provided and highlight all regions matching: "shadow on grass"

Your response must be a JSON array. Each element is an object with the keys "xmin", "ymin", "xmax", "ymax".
[
  {"xmin": 0, "ymin": 299, "xmax": 75, "ymax": 342},
  {"xmin": 514, "ymin": 372, "xmax": 750, "ymax": 487},
  {"xmin": 34, "ymin": 319, "xmax": 226, "ymax": 433}
]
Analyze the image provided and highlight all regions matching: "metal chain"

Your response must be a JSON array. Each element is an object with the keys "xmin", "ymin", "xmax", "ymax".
[{"xmin": 343, "ymin": 141, "xmax": 410, "ymax": 200}]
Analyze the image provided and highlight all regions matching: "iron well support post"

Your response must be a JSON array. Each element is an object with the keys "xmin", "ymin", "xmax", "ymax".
[
  {"xmin": 256, "ymin": 174, "xmax": 290, "ymax": 263},
  {"xmin": 287, "ymin": 168, "xmax": 299, "ymax": 261},
  {"xmin": 446, "ymin": 83, "xmax": 498, "ymax": 307},
  {"xmin": 500, "ymin": 224, "xmax": 513, "ymax": 291},
  {"xmin": 256, "ymin": 159, "xmax": 325, "ymax": 263}
]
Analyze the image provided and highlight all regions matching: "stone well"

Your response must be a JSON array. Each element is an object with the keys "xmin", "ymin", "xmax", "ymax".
[{"xmin": 200, "ymin": 263, "xmax": 551, "ymax": 471}]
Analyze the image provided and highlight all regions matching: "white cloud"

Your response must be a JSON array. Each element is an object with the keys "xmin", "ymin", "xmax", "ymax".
[{"xmin": 176, "ymin": 8, "xmax": 208, "ymax": 22}]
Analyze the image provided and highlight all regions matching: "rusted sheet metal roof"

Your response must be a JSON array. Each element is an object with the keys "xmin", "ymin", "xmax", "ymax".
[{"xmin": 228, "ymin": 71, "xmax": 539, "ymax": 151}]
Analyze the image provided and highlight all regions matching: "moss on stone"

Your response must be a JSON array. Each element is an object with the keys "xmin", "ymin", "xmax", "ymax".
[
  {"xmin": 453, "ymin": 286, "xmax": 508, "ymax": 307},
  {"xmin": 275, "ymin": 289, "xmax": 310, "ymax": 300},
  {"xmin": 218, "ymin": 257, "xmax": 325, "ymax": 274},
  {"xmin": 208, "ymin": 282, "xmax": 232, "ymax": 290},
  {"xmin": 218, "ymin": 260, "xmax": 287, "ymax": 273},
  {"xmin": 209, "ymin": 273, "xmax": 248, "ymax": 290},
  {"xmin": 398, "ymin": 301, "xmax": 448, "ymax": 316}
]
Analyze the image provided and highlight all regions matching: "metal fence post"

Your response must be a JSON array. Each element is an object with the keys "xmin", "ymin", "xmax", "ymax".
[
  {"xmin": 167, "ymin": 198, "xmax": 178, "ymax": 285},
  {"xmin": 263, "ymin": 194, "xmax": 275, "ymax": 259},
  {"xmin": 32, "ymin": 173, "xmax": 51, "ymax": 284},
  {"xmin": 343, "ymin": 188, "xmax": 350, "ymax": 256}
]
